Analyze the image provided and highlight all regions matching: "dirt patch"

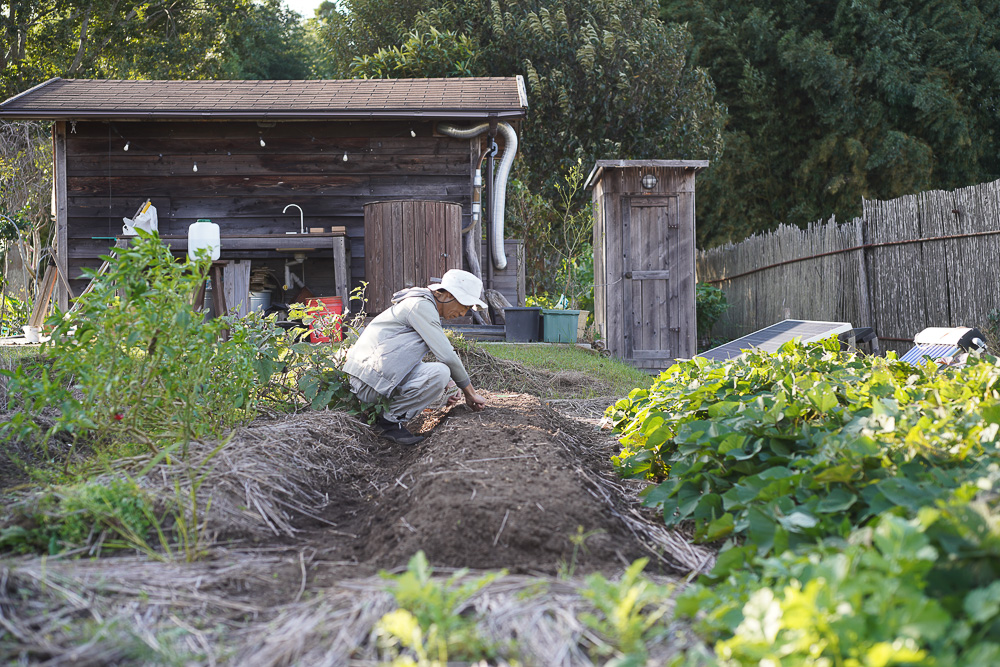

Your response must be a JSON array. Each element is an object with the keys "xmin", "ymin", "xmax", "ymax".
[
  {"xmin": 357, "ymin": 394, "xmax": 642, "ymax": 573},
  {"xmin": 292, "ymin": 392, "xmax": 710, "ymax": 578}
]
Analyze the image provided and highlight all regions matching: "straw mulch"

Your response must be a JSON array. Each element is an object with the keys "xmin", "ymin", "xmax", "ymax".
[
  {"xmin": 456, "ymin": 344, "xmax": 617, "ymax": 398},
  {"xmin": 545, "ymin": 405, "xmax": 717, "ymax": 576},
  {"xmin": 1, "ymin": 552, "xmax": 709, "ymax": 666},
  {"xmin": 137, "ymin": 410, "xmax": 381, "ymax": 540}
]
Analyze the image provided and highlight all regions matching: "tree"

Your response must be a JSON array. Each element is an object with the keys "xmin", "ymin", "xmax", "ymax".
[
  {"xmin": 1, "ymin": 0, "xmax": 311, "ymax": 99},
  {"xmin": 662, "ymin": 0, "xmax": 1000, "ymax": 247},
  {"xmin": 315, "ymin": 0, "xmax": 726, "ymax": 193}
]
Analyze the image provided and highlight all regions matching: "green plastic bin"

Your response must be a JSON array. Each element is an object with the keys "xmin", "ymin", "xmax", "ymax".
[{"xmin": 541, "ymin": 309, "xmax": 580, "ymax": 343}]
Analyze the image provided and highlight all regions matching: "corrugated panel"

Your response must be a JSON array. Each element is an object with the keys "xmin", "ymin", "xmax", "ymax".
[
  {"xmin": 698, "ymin": 319, "xmax": 853, "ymax": 362},
  {"xmin": 898, "ymin": 344, "xmax": 961, "ymax": 365}
]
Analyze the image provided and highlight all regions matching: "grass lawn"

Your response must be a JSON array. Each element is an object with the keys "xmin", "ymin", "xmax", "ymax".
[{"xmin": 478, "ymin": 342, "xmax": 654, "ymax": 397}]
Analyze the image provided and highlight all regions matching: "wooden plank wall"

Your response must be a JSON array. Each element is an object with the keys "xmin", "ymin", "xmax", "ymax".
[
  {"xmin": 63, "ymin": 120, "xmax": 476, "ymax": 298},
  {"xmin": 592, "ymin": 167, "xmax": 698, "ymax": 367},
  {"xmin": 697, "ymin": 179, "xmax": 1000, "ymax": 355},
  {"xmin": 363, "ymin": 200, "xmax": 463, "ymax": 312}
]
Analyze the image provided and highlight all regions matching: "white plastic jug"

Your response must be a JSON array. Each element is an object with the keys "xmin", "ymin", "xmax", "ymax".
[{"xmin": 188, "ymin": 219, "xmax": 220, "ymax": 261}]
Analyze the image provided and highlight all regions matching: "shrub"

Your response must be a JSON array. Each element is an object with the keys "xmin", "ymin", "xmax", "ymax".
[
  {"xmin": 0, "ymin": 478, "xmax": 153, "ymax": 555},
  {"xmin": 0, "ymin": 232, "xmax": 277, "ymax": 457},
  {"xmin": 695, "ymin": 282, "xmax": 727, "ymax": 350}
]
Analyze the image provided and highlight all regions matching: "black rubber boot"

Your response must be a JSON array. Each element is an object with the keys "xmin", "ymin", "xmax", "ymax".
[{"xmin": 376, "ymin": 416, "xmax": 425, "ymax": 445}]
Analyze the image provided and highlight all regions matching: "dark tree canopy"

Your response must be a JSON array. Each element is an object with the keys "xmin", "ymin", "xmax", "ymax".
[
  {"xmin": 662, "ymin": 0, "xmax": 1000, "ymax": 246},
  {"xmin": 317, "ymin": 0, "xmax": 725, "ymax": 194},
  {"xmin": 1, "ymin": 0, "xmax": 311, "ymax": 98}
]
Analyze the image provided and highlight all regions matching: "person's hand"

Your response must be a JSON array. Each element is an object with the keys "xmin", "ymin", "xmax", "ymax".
[
  {"xmin": 463, "ymin": 385, "xmax": 486, "ymax": 411},
  {"xmin": 444, "ymin": 381, "xmax": 461, "ymax": 406}
]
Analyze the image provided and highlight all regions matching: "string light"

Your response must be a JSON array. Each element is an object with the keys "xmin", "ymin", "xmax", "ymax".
[
  {"xmin": 193, "ymin": 162, "xmax": 198, "ymax": 172},
  {"xmin": 343, "ymin": 151, "xmax": 348, "ymax": 162},
  {"xmin": 123, "ymin": 141, "xmax": 130, "ymax": 151},
  {"xmin": 410, "ymin": 129, "xmax": 416, "ymax": 137},
  {"xmin": 259, "ymin": 135, "xmax": 266, "ymax": 147}
]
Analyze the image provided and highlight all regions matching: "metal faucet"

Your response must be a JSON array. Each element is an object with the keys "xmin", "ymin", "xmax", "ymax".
[{"xmin": 283, "ymin": 203, "xmax": 304, "ymax": 234}]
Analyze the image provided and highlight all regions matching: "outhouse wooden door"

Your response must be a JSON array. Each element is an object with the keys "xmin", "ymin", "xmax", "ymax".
[{"xmin": 622, "ymin": 196, "xmax": 680, "ymax": 366}]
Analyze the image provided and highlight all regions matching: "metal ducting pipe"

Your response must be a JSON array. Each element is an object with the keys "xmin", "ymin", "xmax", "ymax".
[{"xmin": 437, "ymin": 121, "xmax": 517, "ymax": 270}]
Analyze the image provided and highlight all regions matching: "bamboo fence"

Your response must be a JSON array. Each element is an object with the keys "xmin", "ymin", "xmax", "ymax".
[{"xmin": 697, "ymin": 179, "xmax": 1000, "ymax": 354}]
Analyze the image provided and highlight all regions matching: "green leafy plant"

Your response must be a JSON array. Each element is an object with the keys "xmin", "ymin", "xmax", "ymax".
[
  {"xmin": 579, "ymin": 558, "xmax": 672, "ymax": 665},
  {"xmin": 608, "ymin": 338, "xmax": 1000, "ymax": 664},
  {"xmin": 376, "ymin": 551, "xmax": 505, "ymax": 664},
  {"xmin": 695, "ymin": 282, "xmax": 728, "ymax": 351},
  {"xmin": 507, "ymin": 161, "xmax": 594, "ymax": 307},
  {"xmin": 611, "ymin": 339, "xmax": 1000, "ymax": 560},
  {"xmin": 0, "ymin": 232, "xmax": 278, "ymax": 461},
  {"xmin": 0, "ymin": 477, "xmax": 154, "ymax": 556}
]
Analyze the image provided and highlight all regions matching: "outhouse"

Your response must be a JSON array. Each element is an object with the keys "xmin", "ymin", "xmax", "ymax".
[{"xmin": 586, "ymin": 160, "xmax": 708, "ymax": 369}]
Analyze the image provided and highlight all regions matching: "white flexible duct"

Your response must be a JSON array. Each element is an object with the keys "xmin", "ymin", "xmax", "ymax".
[{"xmin": 437, "ymin": 121, "xmax": 517, "ymax": 269}]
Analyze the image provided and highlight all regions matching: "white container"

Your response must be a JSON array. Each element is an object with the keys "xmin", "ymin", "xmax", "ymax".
[
  {"xmin": 188, "ymin": 219, "xmax": 221, "ymax": 261},
  {"xmin": 22, "ymin": 325, "xmax": 40, "ymax": 343}
]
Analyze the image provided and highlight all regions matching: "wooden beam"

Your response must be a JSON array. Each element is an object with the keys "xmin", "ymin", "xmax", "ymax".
[{"xmin": 53, "ymin": 122, "xmax": 69, "ymax": 310}]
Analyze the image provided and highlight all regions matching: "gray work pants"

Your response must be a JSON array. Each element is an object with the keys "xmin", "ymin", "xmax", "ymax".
[{"xmin": 349, "ymin": 361, "xmax": 451, "ymax": 422}]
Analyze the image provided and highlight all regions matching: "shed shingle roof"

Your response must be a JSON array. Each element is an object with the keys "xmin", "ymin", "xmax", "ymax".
[{"xmin": 0, "ymin": 77, "xmax": 528, "ymax": 120}]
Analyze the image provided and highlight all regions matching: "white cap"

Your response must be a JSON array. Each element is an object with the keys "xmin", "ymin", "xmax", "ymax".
[{"xmin": 428, "ymin": 269, "xmax": 488, "ymax": 311}]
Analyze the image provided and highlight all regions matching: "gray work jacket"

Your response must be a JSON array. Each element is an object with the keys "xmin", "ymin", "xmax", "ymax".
[{"xmin": 342, "ymin": 287, "xmax": 472, "ymax": 396}]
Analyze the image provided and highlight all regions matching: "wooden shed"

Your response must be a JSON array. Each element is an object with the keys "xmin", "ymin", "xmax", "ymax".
[
  {"xmin": 586, "ymin": 160, "xmax": 708, "ymax": 369},
  {"xmin": 0, "ymin": 77, "xmax": 527, "ymax": 313}
]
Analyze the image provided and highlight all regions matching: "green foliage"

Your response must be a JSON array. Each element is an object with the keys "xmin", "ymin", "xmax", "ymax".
[
  {"xmin": 610, "ymin": 340, "xmax": 1000, "ymax": 556},
  {"xmin": 507, "ymin": 160, "xmax": 594, "ymax": 305},
  {"xmin": 676, "ymin": 502, "xmax": 1000, "ymax": 666},
  {"xmin": 0, "ymin": 232, "xmax": 274, "ymax": 457},
  {"xmin": 611, "ymin": 340, "xmax": 1000, "ymax": 664},
  {"xmin": 376, "ymin": 551, "xmax": 505, "ymax": 664},
  {"xmin": 0, "ymin": 478, "xmax": 153, "ymax": 555},
  {"xmin": 661, "ymin": 0, "xmax": 1000, "ymax": 246},
  {"xmin": 316, "ymin": 0, "xmax": 724, "ymax": 194},
  {"xmin": 579, "ymin": 558, "xmax": 672, "ymax": 665},
  {"xmin": 695, "ymin": 282, "xmax": 728, "ymax": 351},
  {"xmin": 351, "ymin": 27, "xmax": 482, "ymax": 78},
  {"xmin": 2, "ymin": 0, "xmax": 311, "ymax": 99},
  {"xmin": 0, "ymin": 293, "xmax": 29, "ymax": 337}
]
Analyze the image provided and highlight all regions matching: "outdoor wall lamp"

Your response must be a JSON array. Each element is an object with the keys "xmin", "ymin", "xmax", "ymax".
[{"xmin": 641, "ymin": 173, "xmax": 658, "ymax": 190}]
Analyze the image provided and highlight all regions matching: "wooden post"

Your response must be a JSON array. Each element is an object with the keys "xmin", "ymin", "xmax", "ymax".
[{"xmin": 52, "ymin": 122, "xmax": 69, "ymax": 311}]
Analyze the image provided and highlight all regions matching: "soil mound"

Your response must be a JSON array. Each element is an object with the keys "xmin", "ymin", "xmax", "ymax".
[
  {"xmin": 293, "ymin": 392, "xmax": 715, "ymax": 577},
  {"xmin": 358, "ymin": 394, "xmax": 644, "ymax": 573}
]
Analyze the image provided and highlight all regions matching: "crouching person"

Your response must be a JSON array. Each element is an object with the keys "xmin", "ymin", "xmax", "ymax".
[{"xmin": 343, "ymin": 269, "xmax": 488, "ymax": 445}]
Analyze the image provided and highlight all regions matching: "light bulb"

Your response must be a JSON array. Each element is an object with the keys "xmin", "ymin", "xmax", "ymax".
[
  {"xmin": 193, "ymin": 162, "xmax": 198, "ymax": 172},
  {"xmin": 410, "ymin": 129, "xmax": 416, "ymax": 137},
  {"xmin": 343, "ymin": 151, "xmax": 348, "ymax": 162},
  {"xmin": 259, "ymin": 136, "xmax": 266, "ymax": 147},
  {"xmin": 123, "ymin": 141, "xmax": 130, "ymax": 151}
]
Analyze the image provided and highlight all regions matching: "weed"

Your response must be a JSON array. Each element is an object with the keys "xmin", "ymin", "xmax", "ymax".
[
  {"xmin": 557, "ymin": 525, "xmax": 604, "ymax": 579},
  {"xmin": 0, "ymin": 478, "xmax": 154, "ymax": 556},
  {"xmin": 579, "ymin": 558, "xmax": 672, "ymax": 665},
  {"xmin": 376, "ymin": 551, "xmax": 506, "ymax": 664}
]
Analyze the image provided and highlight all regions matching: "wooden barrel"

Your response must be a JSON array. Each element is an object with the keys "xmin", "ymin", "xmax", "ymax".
[{"xmin": 363, "ymin": 200, "xmax": 463, "ymax": 313}]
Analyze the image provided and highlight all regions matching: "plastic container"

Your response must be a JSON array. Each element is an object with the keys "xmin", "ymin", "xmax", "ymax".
[
  {"xmin": 306, "ymin": 296, "xmax": 344, "ymax": 343},
  {"xmin": 188, "ymin": 219, "xmax": 221, "ymax": 261},
  {"xmin": 249, "ymin": 291, "xmax": 271, "ymax": 313},
  {"xmin": 504, "ymin": 307, "xmax": 542, "ymax": 342},
  {"xmin": 541, "ymin": 309, "xmax": 581, "ymax": 343}
]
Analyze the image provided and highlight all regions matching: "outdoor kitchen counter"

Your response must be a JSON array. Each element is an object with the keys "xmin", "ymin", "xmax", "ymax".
[{"xmin": 117, "ymin": 231, "xmax": 350, "ymax": 308}]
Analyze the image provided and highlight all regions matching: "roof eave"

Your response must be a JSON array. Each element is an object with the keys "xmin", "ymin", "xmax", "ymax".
[{"xmin": 0, "ymin": 108, "xmax": 527, "ymax": 121}]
